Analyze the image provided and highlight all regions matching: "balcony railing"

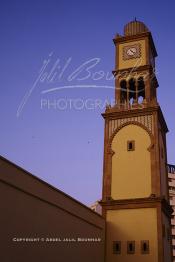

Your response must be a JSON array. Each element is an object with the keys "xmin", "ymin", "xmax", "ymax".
[{"xmin": 168, "ymin": 164, "xmax": 175, "ymax": 174}]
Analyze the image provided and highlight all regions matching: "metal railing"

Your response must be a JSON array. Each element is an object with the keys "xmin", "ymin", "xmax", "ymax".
[{"xmin": 168, "ymin": 164, "xmax": 175, "ymax": 174}]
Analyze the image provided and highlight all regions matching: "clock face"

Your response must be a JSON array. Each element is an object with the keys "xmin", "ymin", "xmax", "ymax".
[
  {"xmin": 123, "ymin": 43, "xmax": 141, "ymax": 60},
  {"xmin": 127, "ymin": 47, "xmax": 137, "ymax": 56}
]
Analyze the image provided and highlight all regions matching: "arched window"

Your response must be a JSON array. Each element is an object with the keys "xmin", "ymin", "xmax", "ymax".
[
  {"xmin": 129, "ymin": 78, "xmax": 136, "ymax": 104},
  {"xmin": 138, "ymin": 77, "xmax": 145, "ymax": 103},
  {"xmin": 120, "ymin": 80, "xmax": 127, "ymax": 104}
]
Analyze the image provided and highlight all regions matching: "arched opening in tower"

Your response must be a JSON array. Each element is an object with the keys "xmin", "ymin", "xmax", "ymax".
[
  {"xmin": 129, "ymin": 78, "xmax": 136, "ymax": 104},
  {"xmin": 120, "ymin": 80, "xmax": 127, "ymax": 105},
  {"xmin": 138, "ymin": 77, "xmax": 145, "ymax": 103}
]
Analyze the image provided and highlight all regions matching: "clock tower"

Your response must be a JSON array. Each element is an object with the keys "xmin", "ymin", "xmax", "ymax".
[{"xmin": 100, "ymin": 20, "xmax": 173, "ymax": 262}]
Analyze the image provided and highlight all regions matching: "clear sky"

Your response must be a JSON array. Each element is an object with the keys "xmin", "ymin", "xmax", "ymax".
[{"xmin": 1, "ymin": 0, "xmax": 175, "ymax": 205}]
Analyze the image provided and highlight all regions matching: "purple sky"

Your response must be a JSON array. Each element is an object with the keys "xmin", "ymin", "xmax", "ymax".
[{"xmin": 1, "ymin": 0, "xmax": 175, "ymax": 205}]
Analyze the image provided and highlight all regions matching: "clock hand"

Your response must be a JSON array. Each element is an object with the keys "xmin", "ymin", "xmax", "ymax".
[{"xmin": 130, "ymin": 48, "xmax": 136, "ymax": 55}]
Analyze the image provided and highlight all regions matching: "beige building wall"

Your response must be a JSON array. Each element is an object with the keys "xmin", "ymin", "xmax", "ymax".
[
  {"xmin": 111, "ymin": 124, "xmax": 152, "ymax": 200},
  {"xmin": 0, "ymin": 156, "xmax": 105, "ymax": 262},
  {"xmin": 106, "ymin": 208, "xmax": 158, "ymax": 262}
]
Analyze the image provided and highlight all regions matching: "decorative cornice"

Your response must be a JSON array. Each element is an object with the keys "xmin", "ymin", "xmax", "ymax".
[
  {"xmin": 99, "ymin": 197, "xmax": 172, "ymax": 218},
  {"xmin": 102, "ymin": 105, "xmax": 159, "ymax": 119},
  {"xmin": 113, "ymin": 64, "xmax": 154, "ymax": 75},
  {"xmin": 100, "ymin": 196, "xmax": 160, "ymax": 205},
  {"xmin": 107, "ymin": 114, "xmax": 154, "ymax": 139}
]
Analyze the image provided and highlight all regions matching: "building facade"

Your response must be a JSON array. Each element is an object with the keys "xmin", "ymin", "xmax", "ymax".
[
  {"xmin": 100, "ymin": 20, "xmax": 173, "ymax": 262},
  {"xmin": 168, "ymin": 164, "xmax": 175, "ymax": 262},
  {"xmin": 90, "ymin": 200, "xmax": 102, "ymax": 215}
]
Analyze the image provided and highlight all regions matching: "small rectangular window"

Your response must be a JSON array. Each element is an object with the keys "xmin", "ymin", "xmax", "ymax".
[
  {"xmin": 127, "ymin": 141, "xmax": 135, "ymax": 151},
  {"xmin": 141, "ymin": 240, "xmax": 149, "ymax": 254},
  {"xmin": 127, "ymin": 241, "xmax": 135, "ymax": 254},
  {"xmin": 113, "ymin": 241, "xmax": 121, "ymax": 254}
]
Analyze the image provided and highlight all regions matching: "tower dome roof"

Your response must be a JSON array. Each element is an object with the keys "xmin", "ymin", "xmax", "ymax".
[{"xmin": 124, "ymin": 20, "xmax": 149, "ymax": 36}]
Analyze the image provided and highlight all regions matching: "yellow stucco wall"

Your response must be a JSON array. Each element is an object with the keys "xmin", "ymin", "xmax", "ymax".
[
  {"xmin": 106, "ymin": 208, "xmax": 158, "ymax": 262},
  {"xmin": 118, "ymin": 39, "xmax": 146, "ymax": 70},
  {"xmin": 111, "ymin": 124, "xmax": 151, "ymax": 199}
]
